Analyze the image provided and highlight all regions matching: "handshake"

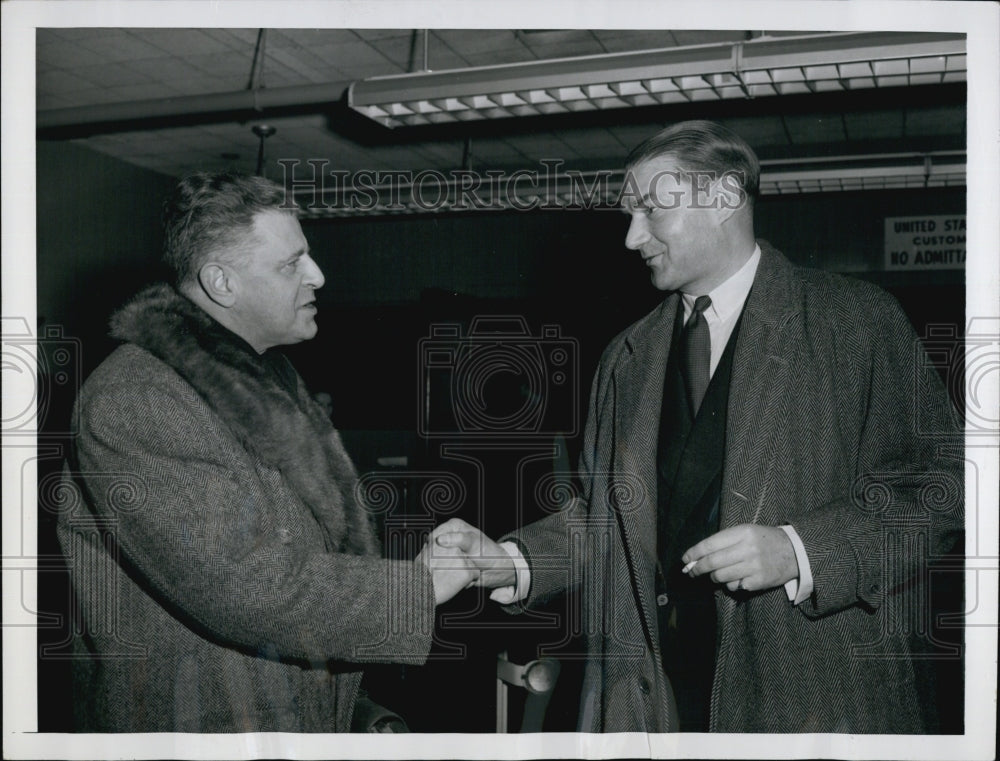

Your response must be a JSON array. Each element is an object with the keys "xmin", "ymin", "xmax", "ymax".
[{"xmin": 415, "ymin": 518, "xmax": 519, "ymax": 606}]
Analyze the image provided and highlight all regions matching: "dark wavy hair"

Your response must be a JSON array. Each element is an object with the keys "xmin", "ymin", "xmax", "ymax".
[
  {"xmin": 625, "ymin": 120, "xmax": 760, "ymax": 208},
  {"xmin": 162, "ymin": 172, "xmax": 295, "ymax": 286}
]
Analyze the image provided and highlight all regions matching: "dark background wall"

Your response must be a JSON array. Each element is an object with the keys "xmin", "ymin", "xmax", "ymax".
[
  {"xmin": 286, "ymin": 187, "xmax": 965, "ymax": 467},
  {"xmin": 34, "ymin": 142, "xmax": 176, "ymax": 733},
  {"xmin": 35, "ymin": 141, "xmax": 965, "ymax": 733},
  {"xmin": 36, "ymin": 141, "xmax": 175, "ymax": 376},
  {"xmin": 35, "ymin": 141, "xmax": 965, "ymax": 441}
]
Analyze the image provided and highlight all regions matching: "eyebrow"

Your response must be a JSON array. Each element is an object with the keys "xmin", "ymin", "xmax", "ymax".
[
  {"xmin": 281, "ymin": 248, "xmax": 309, "ymax": 265},
  {"xmin": 621, "ymin": 192, "xmax": 653, "ymax": 214}
]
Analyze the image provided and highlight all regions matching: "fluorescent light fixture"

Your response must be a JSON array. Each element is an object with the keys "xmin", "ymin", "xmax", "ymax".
[
  {"xmin": 292, "ymin": 151, "xmax": 965, "ymax": 218},
  {"xmin": 347, "ymin": 32, "xmax": 965, "ymax": 128},
  {"xmin": 758, "ymin": 152, "xmax": 966, "ymax": 194}
]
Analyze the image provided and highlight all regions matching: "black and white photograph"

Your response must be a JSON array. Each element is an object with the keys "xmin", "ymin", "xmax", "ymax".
[{"xmin": 2, "ymin": 1, "xmax": 997, "ymax": 759}]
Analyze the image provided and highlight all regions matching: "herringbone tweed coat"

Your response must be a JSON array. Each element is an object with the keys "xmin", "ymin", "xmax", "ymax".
[
  {"xmin": 57, "ymin": 285, "xmax": 435, "ymax": 732},
  {"xmin": 509, "ymin": 242, "xmax": 963, "ymax": 733}
]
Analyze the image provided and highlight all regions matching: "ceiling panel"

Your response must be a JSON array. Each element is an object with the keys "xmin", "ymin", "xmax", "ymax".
[
  {"xmin": 169, "ymin": 75, "xmax": 248, "ymax": 96},
  {"xmin": 71, "ymin": 30, "xmax": 172, "ymax": 62},
  {"xmin": 592, "ymin": 30, "xmax": 676, "ymax": 51},
  {"xmin": 466, "ymin": 137, "xmax": 531, "ymax": 165},
  {"xmin": 271, "ymin": 28, "xmax": 361, "ymax": 46},
  {"xmin": 128, "ymin": 28, "xmax": 236, "ymax": 56},
  {"xmin": 37, "ymin": 69, "xmax": 102, "ymax": 99},
  {"xmin": 265, "ymin": 46, "xmax": 339, "ymax": 83},
  {"xmin": 502, "ymin": 132, "xmax": 582, "ymax": 162},
  {"xmin": 353, "ymin": 29, "xmax": 414, "ymax": 42},
  {"xmin": 670, "ymin": 30, "xmax": 748, "ymax": 46},
  {"xmin": 73, "ymin": 63, "xmax": 157, "ymax": 89},
  {"xmin": 526, "ymin": 38, "xmax": 608, "ymax": 59},
  {"xmin": 309, "ymin": 39, "xmax": 397, "ymax": 68},
  {"xmin": 98, "ymin": 84, "xmax": 186, "ymax": 105},
  {"xmin": 422, "ymin": 34, "xmax": 477, "ymax": 70},
  {"xmin": 367, "ymin": 36, "xmax": 418, "ymax": 68},
  {"xmin": 37, "ymin": 27, "xmax": 121, "ymax": 42},
  {"xmin": 258, "ymin": 64, "xmax": 322, "ymax": 88},
  {"xmin": 35, "ymin": 39, "xmax": 108, "ymax": 68},
  {"xmin": 461, "ymin": 48, "xmax": 540, "ymax": 66},
  {"xmin": 434, "ymin": 29, "xmax": 523, "ymax": 56},
  {"xmin": 123, "ymin": 56, "xmax": 209, "ymax": 83},
  {"xmin": 337, "ymin": 62, "xmax": 406, "ymax": 79},
  {"xmin": 518, "ymin": 32, "xmax": 607, "ymax": 59},
  {"xmin": 184, "ymin": 52, "xmax": 259, "ymax": 79},
  {"xmin": 34, "ymin": 28, "xmax": 966, "ymax": 183},
  {"xmin": 202, "ymin": 28, "xmax": 263, "ymax": 46}
]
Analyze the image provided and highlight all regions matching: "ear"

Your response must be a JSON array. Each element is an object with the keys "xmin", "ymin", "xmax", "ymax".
[
  {"xmin": 713, "ymin": 171, "xmax": 747, "ymax": 225},
  {"xmin": 197, "ymin": 262, "xmax": 236, "ymax": 308}
]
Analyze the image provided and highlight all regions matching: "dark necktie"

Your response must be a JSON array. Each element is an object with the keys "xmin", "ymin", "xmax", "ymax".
[{"xmin": 682, "ymin": 295, "xmax": 712, "ymax": 416}]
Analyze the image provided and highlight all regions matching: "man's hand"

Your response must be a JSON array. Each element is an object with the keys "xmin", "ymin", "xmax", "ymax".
[
  {"xmin": 415, "ymin": 539, "xmax": 476, "ymax": 605},
  {"xmin": 430, "ymin": 518, "xmax": 517, "ymax": 590},
  {"xmin": 682, "ymin": 524, "xmax": 797, "ymax": 593}
]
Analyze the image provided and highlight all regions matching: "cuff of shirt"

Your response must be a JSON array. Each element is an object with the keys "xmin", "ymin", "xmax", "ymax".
[
  {"xmin": 780, "ymin": 524, "xmax": 814, "ymax": 606},
  {"xmin": 489, "ymin": 542, "xmax": 531, "ymax": 605}
]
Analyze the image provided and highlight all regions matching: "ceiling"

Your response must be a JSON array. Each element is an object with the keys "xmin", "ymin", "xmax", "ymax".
[{"xmin": 36, "ymin": 28, "xmax": 966, "ymax": 188}]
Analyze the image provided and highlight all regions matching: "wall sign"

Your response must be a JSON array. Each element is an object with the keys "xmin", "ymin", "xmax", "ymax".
[{"xmin": 885, "ymin": 215, "xmax": 966, "ymax": 270}]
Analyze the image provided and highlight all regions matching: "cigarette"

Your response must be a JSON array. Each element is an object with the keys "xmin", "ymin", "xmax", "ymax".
[{"xmin": 682, "ymin": 559, "xmax": 697, "ymax": 574}]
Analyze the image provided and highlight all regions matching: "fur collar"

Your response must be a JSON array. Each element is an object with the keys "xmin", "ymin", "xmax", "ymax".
[{"xmin": 110, "ymin": 283, "xmax": 378, "ymax": 557}]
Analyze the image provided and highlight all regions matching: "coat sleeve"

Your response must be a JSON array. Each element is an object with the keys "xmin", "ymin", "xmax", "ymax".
[
  {"xmin": 72, "ymin": 371, "xmax": 436, "ymax": 665},
  {"xmin": 789, "ymin": 287, "xmax": 964, "ymax": 618},
  {"xmin": 505, "ymin": 336, "xmax": 623, "ymax": 609}
]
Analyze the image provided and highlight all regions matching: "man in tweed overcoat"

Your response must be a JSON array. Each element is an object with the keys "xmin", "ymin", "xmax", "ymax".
[
  {"xmin": 57, "ymin": 172, "xmax": 474, "ymax": 732},
  {"xmin": 433, "ymin": 121, "xmax": 963, "ymax": 732}
]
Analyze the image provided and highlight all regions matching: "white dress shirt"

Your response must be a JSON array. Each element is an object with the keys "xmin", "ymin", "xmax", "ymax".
[{"xmin": 493, "ymin": 244, "xmax": 813, "ymax": 606}]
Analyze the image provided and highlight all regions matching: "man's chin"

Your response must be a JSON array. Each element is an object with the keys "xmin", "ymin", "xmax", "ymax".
[
  {"xmin": 283, "ymin": 321, "xmax": 318, "ymax": 346},
  {"xmin": 650, "ymin": 272, "xmax": 675, "ymax": 291}
]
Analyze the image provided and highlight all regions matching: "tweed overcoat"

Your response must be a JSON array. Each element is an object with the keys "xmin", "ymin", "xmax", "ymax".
[
  {"xmin": 57, "ymin": 286, "xmax": 436, "ymax": 732},
  {"xmin": 509, "ymin": 242, "xmax": 963, "ymax": 733}
]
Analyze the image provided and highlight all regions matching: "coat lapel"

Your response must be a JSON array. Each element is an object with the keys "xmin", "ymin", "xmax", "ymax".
[
  {"xmin": 709, "ymin": 242, "xmax": 803, "ymax": 731},
  {"xmin": 721, "ymin": 242, "xmax": 800, "ymax": 528},
  {"xmin": 610, "ymin": 294, "xmax": 680, "ymax": 635}
]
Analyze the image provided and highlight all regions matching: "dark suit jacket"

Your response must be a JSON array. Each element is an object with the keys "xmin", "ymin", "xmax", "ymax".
[{"xmin": 509, "ymin": 242, "xmax": 963, "ymax": 732}]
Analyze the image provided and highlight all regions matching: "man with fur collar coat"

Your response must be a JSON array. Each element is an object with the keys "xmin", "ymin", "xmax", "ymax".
[{"xmin": 57, "ymin": 172, "xmax": 473, "ymax": 732}]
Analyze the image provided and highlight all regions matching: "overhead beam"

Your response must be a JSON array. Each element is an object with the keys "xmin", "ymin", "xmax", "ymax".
[{"xmin": 36, "ymin": 81, "xmax": 351, "ymax": 138}]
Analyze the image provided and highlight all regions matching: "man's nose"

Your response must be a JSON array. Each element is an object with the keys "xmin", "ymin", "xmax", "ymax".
[
  {"xmin": 302, "ymin": 253, "xmax": 325, "ymax": 288},
  {"xmin": 624, "ymin": 215, "xmax": 649, "ymax": 250}
]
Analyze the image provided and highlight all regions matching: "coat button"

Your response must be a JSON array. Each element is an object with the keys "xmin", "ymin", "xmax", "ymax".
[
  {"xmin": 638, "ymin": 677, "xmax": 651, "ymax": 695},
  {"xmin": 656, "ymin": 593, "xmax": 669, "ymax": 606}
]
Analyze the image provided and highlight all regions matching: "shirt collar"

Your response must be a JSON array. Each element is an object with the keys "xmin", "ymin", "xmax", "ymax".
[{"xmin": 682, "ymin": 243, "xmax": 761, "ymax": 323}]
